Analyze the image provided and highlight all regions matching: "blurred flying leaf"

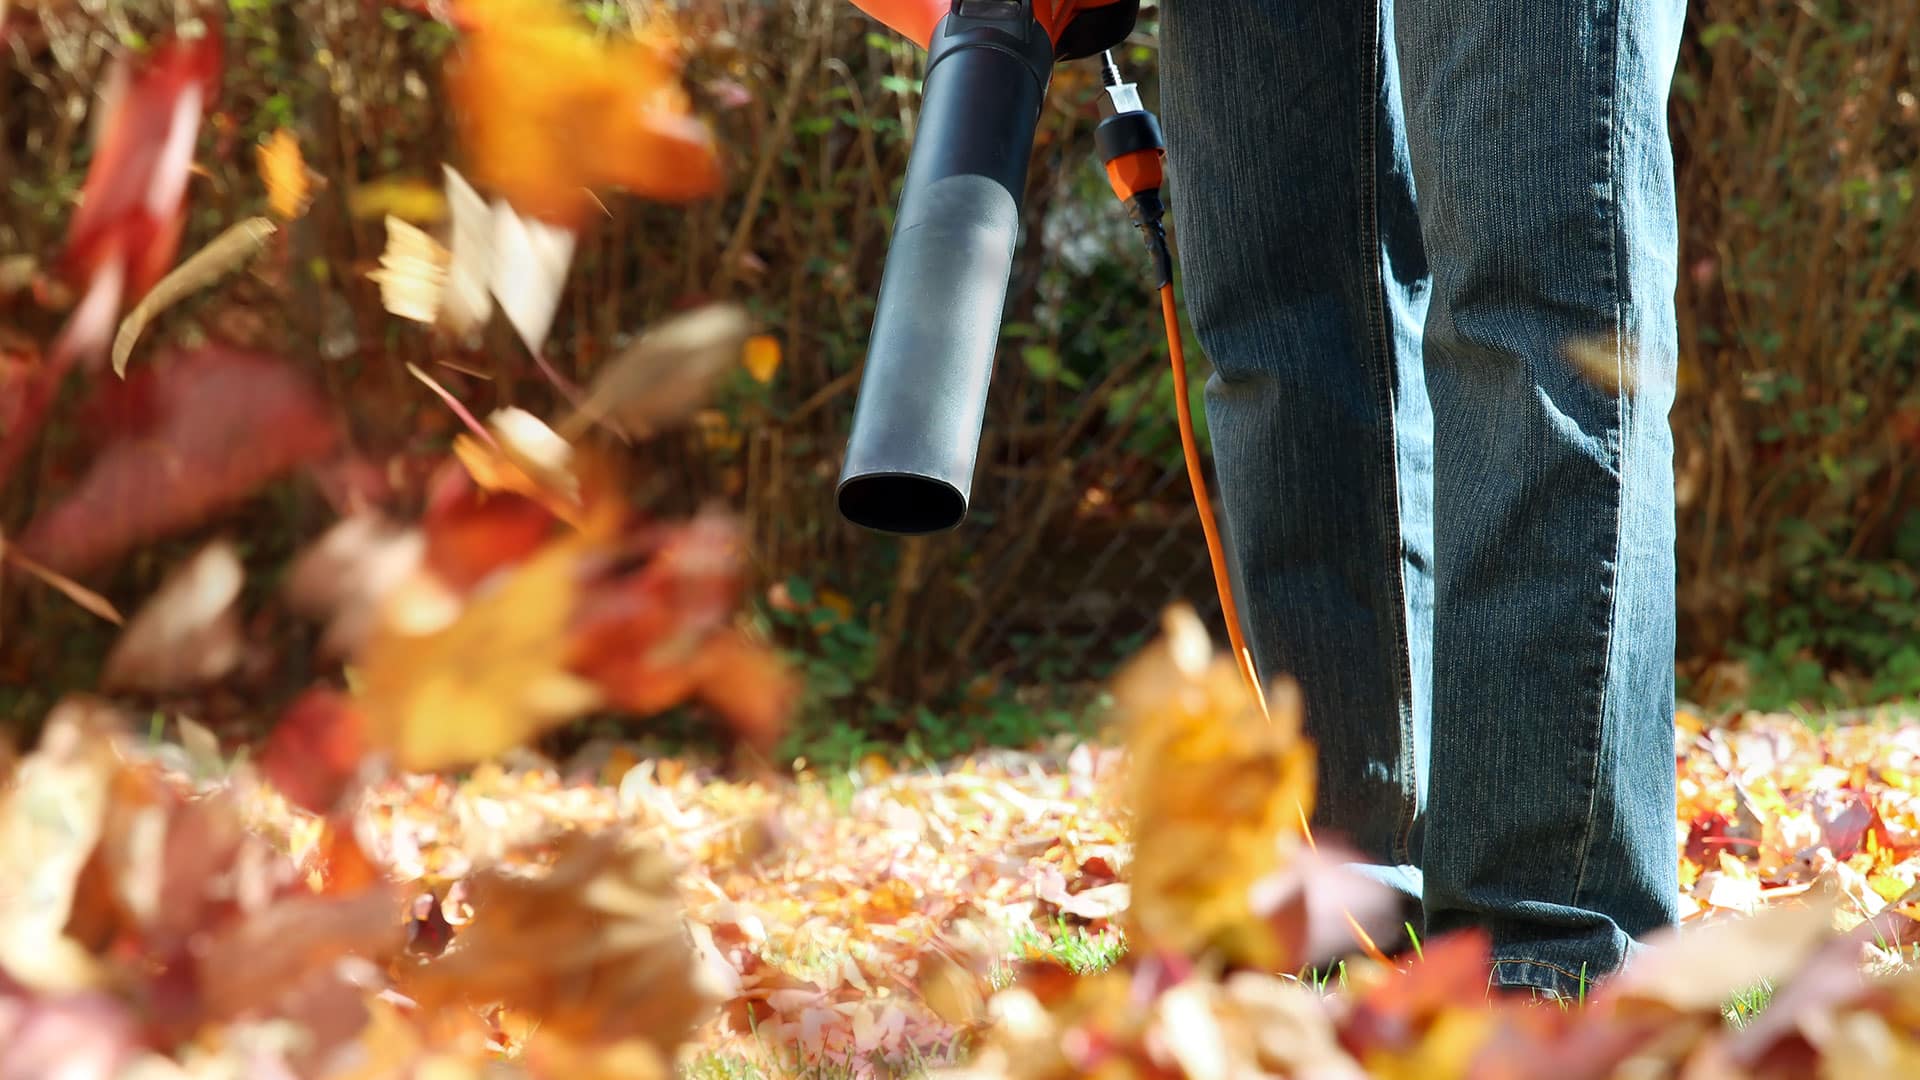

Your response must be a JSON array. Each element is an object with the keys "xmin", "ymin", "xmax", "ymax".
[
  {"xmin": 366, "ymin": 215, "xmax": 450, "ymax": 325},
  {"xmin": 557, "ymin": 304, "xmax": 752, "ymax": 442},
  {"xmin": 347, "ymin": 176, "xmax": 450, "ymax": 224},
  {"xmin": 1598, "ymin": 891, "xmax": 1842, "ymax": 1014},
  {"xmin": 444, "ymin": 0, "xmax": 723, "ymax": 228},
  {"xmin": 0, "ymin": 535, "xmax": 123, "ymax": 625},
  {"xmin": 259, "ymin": 689, "xmax": 369, "ymax": 816},
  {"xmin": 99, "ymin": 540, "xmax": 244, "ymax": 695},
  {"xmin": 50, "ymin": 28, "xmax": 223, "ymax": 368},
  {"xmin": 16, "ymin": 347, "xmax": 338, "ymax": 576},
  {"xmin": 0, "ymin": 698, "xmax": 123, "ymax": 990},
  {"xmin": 0, "ymin": 976, "xmax": 146, "ymax": 1080},
  {"xmin": 283, "ymin": 512, "xmax": 427, "ymax": 659},
  {"xmin": 452, "ymin": 407, "xmax": 581, "ymax": 511},
  {"xmin": 1564, "ymin": 330, "xmax": 1637, "ymax": 396},
  {"xmin": 356, "ymin": 539, "xmax": 602, "ymax": 773},
  {"xmin": 566, "ymin": 509, "xmax": 796, "ymax": 751},
  {"xmin": 486, "ymin": 199, "xmax": 575, "ymax": 357},
  {"xmin": 110, "ymin": 216, "xmax": 278, "ymax": 377},
  {"xmin": 743, "ymin": 334, "xmax": 781, "ymax": 383},
  {"xmin": 1106, "ymin": 604, "xmax": 1320, "ymax": 971},
  {"xmin": 365, "ymin": 166, "xmax": 571, "ymax": 355},
  {"xmin": 255, "ymin": 129, "xmax": 314, "ymax": 220},
  {"xmin": 401, "ymin": 829, "xmax": 722, "ymax": 1047},
  {"xmin": 439, "ymin": 164, "xmax": 494, "ymax": 339}
]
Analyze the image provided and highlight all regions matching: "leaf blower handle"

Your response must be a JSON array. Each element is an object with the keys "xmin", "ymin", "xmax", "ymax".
[{"xmin": 836, "ymin": 1, "xmax": 1054, "ymax": 535}]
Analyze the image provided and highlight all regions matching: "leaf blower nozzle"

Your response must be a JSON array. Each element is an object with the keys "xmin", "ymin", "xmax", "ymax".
[{"xmin": 835, "ymin": 1, "xmax": 1056, "ymax": 535}]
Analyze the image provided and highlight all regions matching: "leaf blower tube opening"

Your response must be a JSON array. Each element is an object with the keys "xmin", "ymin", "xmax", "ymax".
[{"xmin": 837, "ymin": 4, "xmax": 1054, "ymax": 535}]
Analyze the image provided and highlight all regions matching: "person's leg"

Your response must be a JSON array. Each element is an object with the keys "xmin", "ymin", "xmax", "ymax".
[
  {"xmin": 1393, "ymin": 0, "xmax": 1686, "ymax": 994},
  {"xmin": 1160, "ymin": 0, "xmax": 1434, "ymax": 886}
]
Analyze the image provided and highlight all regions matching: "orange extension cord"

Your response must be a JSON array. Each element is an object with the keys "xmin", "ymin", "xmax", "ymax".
[
  {"xmin": 1151, "ymin": 271, "xmax": 1394, "ymax": 965},
  {"xmin": 1158, "ymin": 283, "xmax": 1269, "ymax": 722}
]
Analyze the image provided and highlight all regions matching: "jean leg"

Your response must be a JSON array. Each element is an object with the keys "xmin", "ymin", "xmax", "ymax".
[
  {"xmin": 1160, "ymin": 0, "xmax": 1434, "ymax": 875},
  {"xmin": 1391, "ymin": 0, "xmax": 1686, "ymax": 993}
]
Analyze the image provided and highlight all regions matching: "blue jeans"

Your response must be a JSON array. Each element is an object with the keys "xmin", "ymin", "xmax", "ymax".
[{"xmin": 1160, "ymin": 0, "xmax": 1685, "ymax": 996}]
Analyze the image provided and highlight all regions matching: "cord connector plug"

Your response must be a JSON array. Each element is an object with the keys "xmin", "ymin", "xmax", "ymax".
[{"xmin": 1093, "ymin": 56, "xmax": 1170, "ymax": 287}]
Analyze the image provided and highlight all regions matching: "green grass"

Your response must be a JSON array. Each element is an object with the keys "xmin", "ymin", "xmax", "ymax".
[
  {"xmin": 1004, "ymin": 919, "xmax": 1128, "ymax": 979},
  {"xmin": 1724, "ymin": 979, "xmax": 1775, "ymax": 1029}
]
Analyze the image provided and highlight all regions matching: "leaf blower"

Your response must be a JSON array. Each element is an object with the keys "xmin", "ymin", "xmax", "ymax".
[{"xmin": 837, "ymin": 0, "xmax": 1267, "ymax": 710}]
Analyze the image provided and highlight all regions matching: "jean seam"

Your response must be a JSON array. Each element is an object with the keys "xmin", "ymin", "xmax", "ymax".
[
  {"xmin": 1361, "ymin": 0, "xmax": 1418, "ymax": 870},
  {"xmin": 1568, "ymin": 0, "xmax": 1628, "ymax": 912}
]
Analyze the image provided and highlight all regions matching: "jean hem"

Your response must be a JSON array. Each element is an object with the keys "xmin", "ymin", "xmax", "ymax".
[{"xmin": 1488, "ymin": 956, "xmax": 1595, "ymax": 1000}]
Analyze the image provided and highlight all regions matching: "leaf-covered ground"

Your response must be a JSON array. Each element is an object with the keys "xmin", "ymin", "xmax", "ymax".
[{"xmin": 9, "ymin": 681, "xmax": 1920, "ymax": 1079}]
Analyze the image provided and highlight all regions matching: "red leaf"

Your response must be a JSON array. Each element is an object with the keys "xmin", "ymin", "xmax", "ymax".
[
  {"xmin": 261, "ymin": 690, "xmax": 368, "ymax": 816},
  {"xmin": 52, "ymin": 29, "xmax": 223, "ymax": 366},
  {"xmin": 420, "ymin": 481, "xmax": 559, "ymax": 592},
  {"xmin": 564, "ymin": 511, "xmax": 793, "ymax": 748},
  {"xmin": 1339, "ymin": 929, "xmax": 1493, "ymax": 1059},
  {"xmin": 18, "ymin": 347, "xmax": 338, "ymax": 576}
]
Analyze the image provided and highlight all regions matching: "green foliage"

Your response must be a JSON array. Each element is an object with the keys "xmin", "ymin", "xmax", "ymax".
[
  {"xmin": 1670, "ymin": 0, "xmax": 1920, "ymax": 703},
  {"xmin": 1733, "ymin": 550, "xmax": 1920, "ymax": 712}
]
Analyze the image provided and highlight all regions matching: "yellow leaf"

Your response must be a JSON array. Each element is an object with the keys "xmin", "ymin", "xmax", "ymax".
[
  {"xmin": 743, "ymin": 334, "xmax": 781, "ymax": 383},
  {"xmin": 1107, "ymin": 604, "xmax": 1316, "ymax": 971},
  {"xmin": 357, "ymin": 540, "xmax": 601, "ymax": 772},
  {"xmin": 348, "ymin": 176, "xmax": 450, "ymax": 224},
  {"xmin": 255, "ymin": 128, "xmax": 313, "ymax": 220}
]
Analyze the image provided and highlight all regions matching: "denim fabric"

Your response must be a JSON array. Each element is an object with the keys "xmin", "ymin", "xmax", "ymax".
[{"xmin": 1159, "ymin": 0, "xmax": 1685, "ymax": 996}]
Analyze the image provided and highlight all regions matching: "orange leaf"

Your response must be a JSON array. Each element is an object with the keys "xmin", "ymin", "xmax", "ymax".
[
  {"xmin": 444, "ymin": 0, "xmax": 722, "ymax": 229},
  {"xmin": 743, "ymin": 334, "xmax": 781, "ymax": 383},
  {"xmin": 255, "ymin": 128, "xmax": 313, "ymax": 220},
  {"xmin": 260, "ymin": 689, "xmax": 369, "ymax": 816}
]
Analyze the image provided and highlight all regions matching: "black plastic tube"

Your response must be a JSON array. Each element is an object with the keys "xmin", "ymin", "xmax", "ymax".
[{"xmin": 836, "ymin": 2, "xmax": 1054, "ymax": 535}]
